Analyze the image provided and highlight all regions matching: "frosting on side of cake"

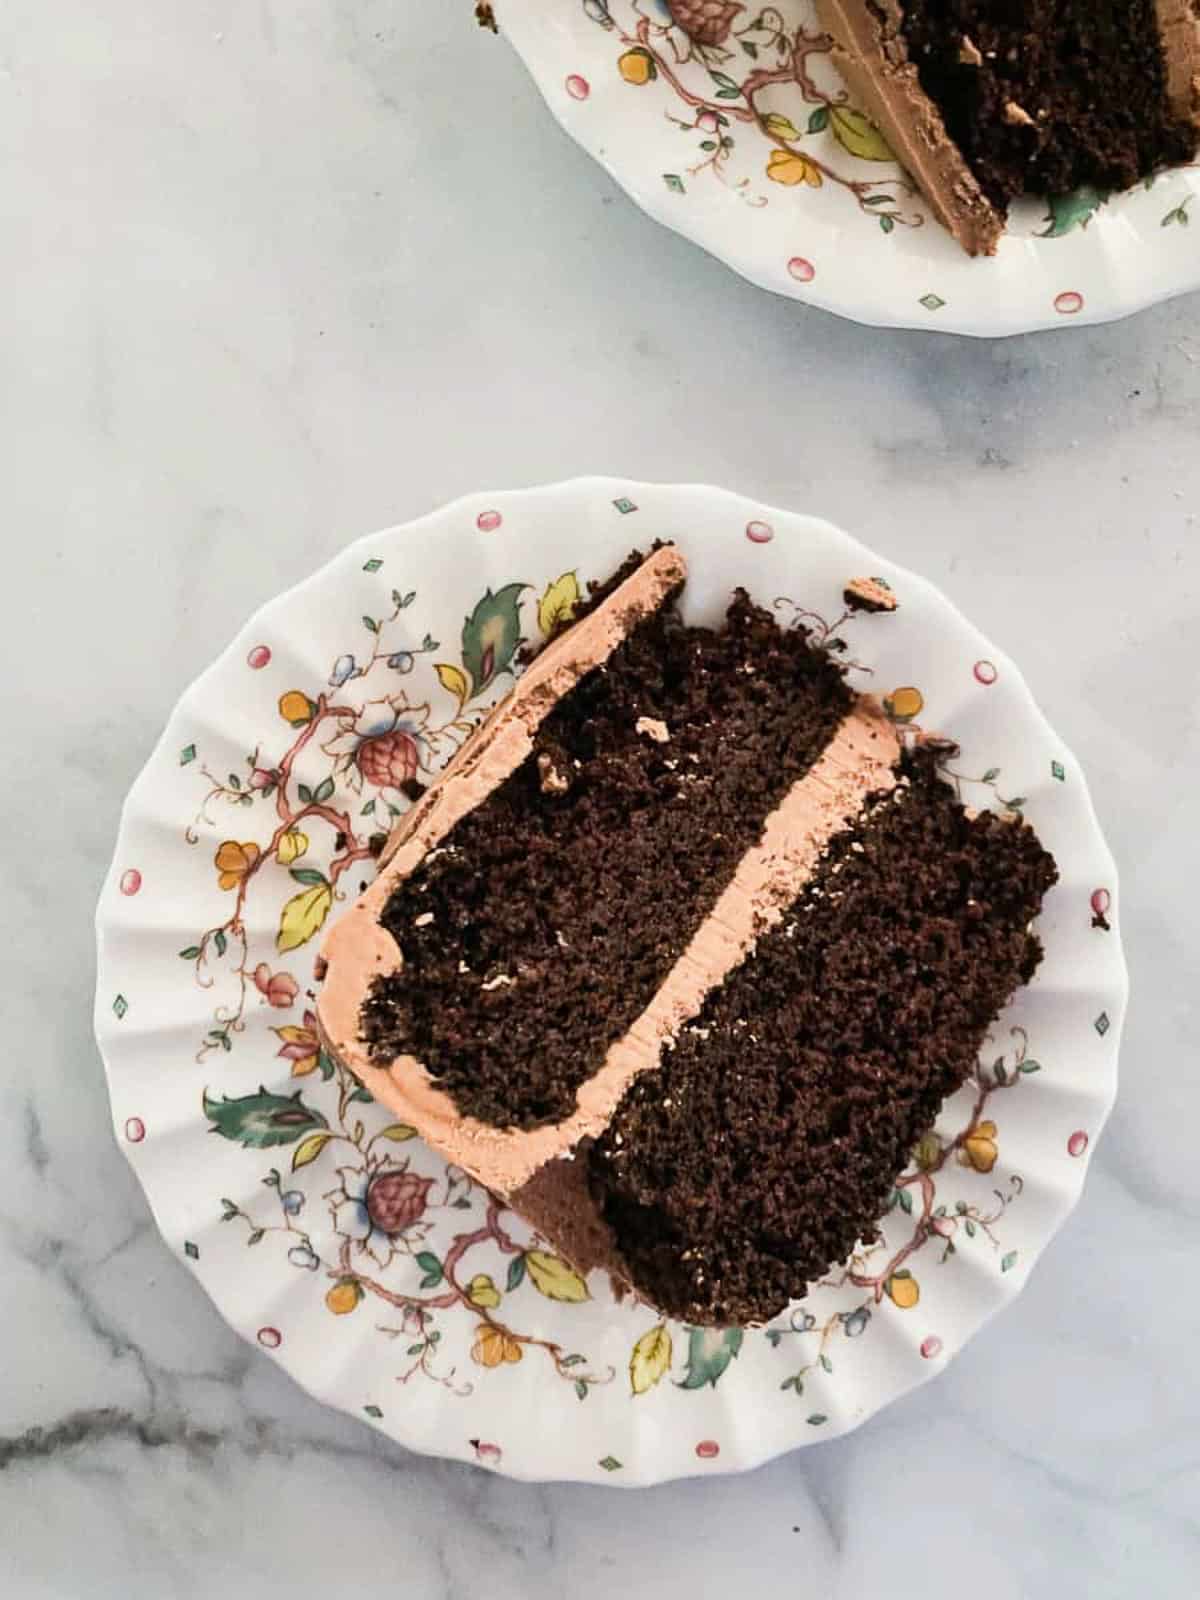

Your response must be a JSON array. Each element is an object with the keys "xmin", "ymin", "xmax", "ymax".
[
  {"xmin": 317, "ymin": 543, "xmax": 687, "ymax": 1140},
  {"xmin": 814, "ymin": 0, "xmax": 1005, "ymax": 257},
  {"xmin": 319, "ymin": 690, "xmax": 901, "ymax": 1196},
  {"xmin": 1157, "ymin": 0, "xmax": 1200, "ymax": 124}
]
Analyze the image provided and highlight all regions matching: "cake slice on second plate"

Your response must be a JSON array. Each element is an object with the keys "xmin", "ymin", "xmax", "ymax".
[{"xmin": 816, "ymin": 0, "xmax": 1200, "ymax": 254}]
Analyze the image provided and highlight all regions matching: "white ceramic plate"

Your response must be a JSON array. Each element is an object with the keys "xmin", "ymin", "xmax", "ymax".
[
  {"xmin": 95, "ymin": 479, "xmax": 1126, "ymax": 1485},
  {"xmin": 498, "ymin": 1, "xmax": 1200, "ymax": 335}
]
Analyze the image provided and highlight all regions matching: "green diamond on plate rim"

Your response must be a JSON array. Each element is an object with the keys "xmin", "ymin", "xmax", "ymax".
[
  {"xmin": 179, "ymin": 744, "xmax": 196, "ymax": 766},
  {"xmin": 662, "ymin": 173, "xmax": 685, "ymax": 194},
  {"xmin": 363, "ymin": 1404, "xmax": 384, "ymax": 1419},
  {"xmin": 612, "ymin": 497, "xmax": 638, "ymax": 515},
  {"xmin": 598, "ymin": 1455, "xmax": 622, "ymax": 1471},
  {"xmin": 1094, "ymin": 1011, "xmax": 1110, "ymax": 1036},
  {"xmin": 184, "ymin": 1241, "xmax": 199, "ymax": 1261},
  {"xmin": 112, "ymin": 994, "xmax": 128, "ymax": 1020},
  {"xmin": 920, "ymin": 293, "xmax": 946, "ymax": 312},
  {"xmin": 362, "ymin": 558, "xmax": 383, "ymax": 573},
  {"xmin": 1051, "ymin": 759, "xmax": 1066, "ymax": 781}
]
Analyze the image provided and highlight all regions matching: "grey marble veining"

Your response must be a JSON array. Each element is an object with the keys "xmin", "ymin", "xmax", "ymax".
[{"xmin": 2, "ymin": 2, "xmax": 1198, "ymax": 1596}]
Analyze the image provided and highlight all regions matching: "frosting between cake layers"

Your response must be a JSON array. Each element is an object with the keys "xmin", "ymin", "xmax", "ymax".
[{"xmin": 319, "ymin": 676, "xmax": 902, "ymax": 1195}]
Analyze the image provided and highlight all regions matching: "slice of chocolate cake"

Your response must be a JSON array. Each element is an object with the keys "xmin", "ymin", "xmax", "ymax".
[
  {"xmin": 816, "ymin": 0, "xmax": 1200, "ymax": 254},
  {"xmin": 318, "ymin": 547, "xmax": 1057, "ymax": 1325}
]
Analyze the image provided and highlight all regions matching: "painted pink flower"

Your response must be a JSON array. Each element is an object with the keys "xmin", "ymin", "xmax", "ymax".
[
  {"xmin": 323, "ymin": 697, "xmax": 427, "ymax": 795},
  {"xmin": 358, "ymin": 728, "xmax": 419, "ymax": 790},
  {"xmin": 670, "ymin": 0, "xmax": 744, "ymax": 47},
  {"xmin": 254, "ymin": 963, "xmax": 299, "ymax": 1009},
  {"xmin": 273, "ymin": 1010, "xmax": 320, "ymax": 1076},
  {"xmin": 366, "ymin": 1168, "xmax": 434, "ymax": 1235}
]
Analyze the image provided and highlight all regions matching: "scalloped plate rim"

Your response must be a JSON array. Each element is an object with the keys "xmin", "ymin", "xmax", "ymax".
[{"xmin": 94, "ymin": 476, "xmax": 1127, "ymax": 1485}]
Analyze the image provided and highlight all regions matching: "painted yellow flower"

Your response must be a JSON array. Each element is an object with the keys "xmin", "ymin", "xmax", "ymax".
[
  {"xmin": 214, "ymin": 839, "xmax": 260, "ymax": 890},
  {"xmin": 766, "ymin": 149, "xmax": 823, "ymax": 188},
  {"xmin": 276, "ymin": 828, "xmax": 309, "ymax": 866},
  {"xmin": 325, "ymin": 1279, "xmax": 362, "ymax": 1316},
  {"xmin": 472, "ymin": 1323, "xmax": 522, "ymax": 1368},
  {"xmin": 885, "ymin": 686, "xmax": 924, "ymax": 722},
  {"xmin": 467, "ymin": 1274, "xmax": 501, "ymax": 1310},
  {"xmin": 886, "ymin": 1271, "xmax": 920, "ymax": 1309},
  {"xmin": 273, "ymin": 1011, "xmax": 320, "ymax": 1077},
  {"xmin": 618, "ymin": 47, "xmax": 656, "ymax": 86},
  {"xmin": 959, "ymin": 1119, "xmax": 999, "ymax": 1173},
  {"xmin": 278, "ymin": 689, "xmax": 315, "ymax": 727}
]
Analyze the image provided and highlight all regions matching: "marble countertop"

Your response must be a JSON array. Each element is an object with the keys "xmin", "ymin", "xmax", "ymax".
[{"xmin": 4, "ymin": 3, "xmax": 1199, "ymax": 1595}]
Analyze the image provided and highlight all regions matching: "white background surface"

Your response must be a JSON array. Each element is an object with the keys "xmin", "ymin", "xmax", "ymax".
[{"xmin": 3, "ymin": 3, "xmax": 1198, "ymax": 1596}]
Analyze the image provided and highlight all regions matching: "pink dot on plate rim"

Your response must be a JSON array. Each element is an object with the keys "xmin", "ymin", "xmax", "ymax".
[
  {"xmin": 787, "ymin": 256, "xmax": 815, "ymax": 283},
  {"xmin": 257, "ymin": 1327, "xmax": 282, "ymax": 1349},
  {"xmin": 920, "ymin": 1335, "xmax": 943, "ymax": 1359},
  {"xmin": 1054, "ymin": 290, "xmax": 1084, "ymax": 316},
  {"xmin": 476, "ymin": 510, "xmax": 502, "ymax": 533},
  {"xmin": 745, "ymin": 520, "xmax": 774, "ymax": 544},
  {"xmin": 247, "ymin": 645, "xmax": 271, "ymax": 670},
  {"xmin": 565, "ymin": 73, "xmax": 589, "ymax": 101},
  {"xmin": 1067, "ymin": 1130, "xmax": 1089, "ymax": 1158},
  {"xmin": 119, "ymin": 869, "xmax": 142, "ymax": 896},
  {"xmin": 973, "ymin": 659, "xmax": 998, "ymax": 686},
  {"xmin": 124, "ymin": 1116, "xmax": 146, "ymax": 1144},
  {"xmin": 695, "ymin": 1439, "xmax": 720, "ymax": 1459}
]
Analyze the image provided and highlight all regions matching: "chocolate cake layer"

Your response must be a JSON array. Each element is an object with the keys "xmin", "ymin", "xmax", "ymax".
[
  {"xmin": 587, "ymin": 751, "xmax": 1058, "ymax": 1326},
  {"xmin": 361, "ymin": 580, "xmax": 854, "ymax": 1128}
]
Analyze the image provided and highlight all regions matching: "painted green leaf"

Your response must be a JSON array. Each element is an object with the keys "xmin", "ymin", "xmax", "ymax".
[
  {"xmin": 762, "ymin": 111, "xmax": 801, "ymax": 142},
  {"xmin": 415, "ymin": 1250, "xmax": 443, "ymax": 1288},
  {"xmin": 461, "ymin": 583, "xmax": 526, "ymax": 695},
  {"xmin": 506, "ymin": 1253, "xmax": 527, "ymax": 1292},
  {"xmin": 203, "ymin": 1087, "xmax": 329, "ymax": 1150},
  {"xmin": 677, "ymin": 1326, "xmax": 744, "ymax": 1391},
  {"xmin": 1039, "ymin": 186, "xmax": 1107, "ymax": 238},
  {"xmin": 830, "ymin": 106, "xmax": 894, "ymax": 162},
  {"xmin": 277, "ymin": 880, "xmax": 333, "ymax": 953},
  {"xmin": 808, "ymin": 105, "xmax": 830, "ymax": 134}
]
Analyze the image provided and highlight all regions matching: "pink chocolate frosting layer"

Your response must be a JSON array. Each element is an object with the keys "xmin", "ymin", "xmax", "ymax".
[{"xmin": 319, "ymin": 596, "xmax": 902, "ymax": 1193}]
